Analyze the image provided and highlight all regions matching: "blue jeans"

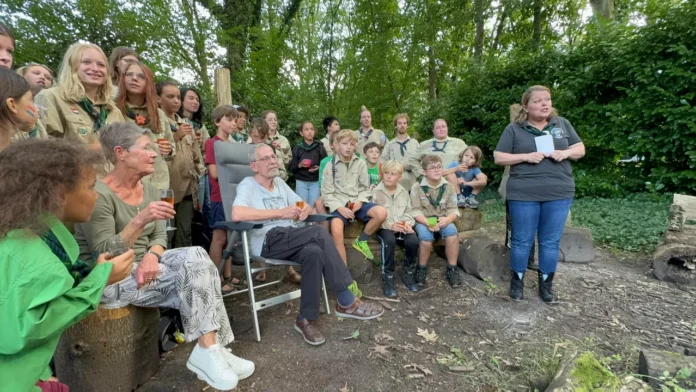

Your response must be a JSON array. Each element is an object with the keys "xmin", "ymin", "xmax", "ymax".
[
  {"xmin": 414, "ymin": 222, "xmax": 458, "ymax": 242},
  {"xmin": 508, "ymin": 198, "xmax": 573, "ymax": 274},
  {"xmin": 295, "ymin": 180, "xmax": 320, "ymax": 208}
]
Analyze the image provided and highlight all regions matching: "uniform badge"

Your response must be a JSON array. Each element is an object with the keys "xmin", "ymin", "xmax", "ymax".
[
  {"xmin": 71, "ymin": 107, "xmax": 80, "ymax": 115},
  {"xmin": 550, "ymin": 128, "xmax": 565, "ymax": 139},
  {"xmin": 78, "ymin": 127, "xmax": 88, "ymax": 135}
]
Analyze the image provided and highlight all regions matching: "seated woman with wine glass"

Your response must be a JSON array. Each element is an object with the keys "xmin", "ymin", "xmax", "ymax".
[{"xmin": 73, "ymin": 122, "xmax": 254, "ymax": 391}]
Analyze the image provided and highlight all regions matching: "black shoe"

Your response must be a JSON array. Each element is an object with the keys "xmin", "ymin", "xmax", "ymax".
[
  {"xmin": 509, "ymin": 270, "xmax": 524, "ymax": 301},
  {"xmin": 446, "ymin": 266, "xmax": 462, "ymax": 288},
  {"xmin": 402, "ymin": 267, "xmax": 418, "ymax": 292},
  {"xmin": 538, "ymin": 272, "xmax": 558, "ymax": 303},
  {"xmin": 414, "ymin": 266, "xmax": 428, "ymax": 287},
  {"xmin": 382, "ymin": 274, "xmax": 397, "ymax": 298}
]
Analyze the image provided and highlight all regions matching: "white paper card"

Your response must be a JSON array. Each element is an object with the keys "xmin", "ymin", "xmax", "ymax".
[{"xmin": 535, "ymin": 134, "xmax": 554, "ymax": 155}]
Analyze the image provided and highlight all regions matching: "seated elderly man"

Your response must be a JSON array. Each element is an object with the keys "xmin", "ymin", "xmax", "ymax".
[{"xmin": 232, "ymin": 144, "xmax": 385, "ymax": 346}]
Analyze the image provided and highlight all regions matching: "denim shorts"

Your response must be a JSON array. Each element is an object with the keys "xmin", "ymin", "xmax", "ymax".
[
  {"xmin": 331, "ymin": 202, "xmax": 377, "ymax": 226},
  {"xmin": 414, "ymin": 222, "xmax": 458, "ymax": 242}
]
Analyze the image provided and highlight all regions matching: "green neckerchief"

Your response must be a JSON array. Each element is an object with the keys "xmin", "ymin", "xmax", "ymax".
[
  {"xmin": 232, "ymin": 131, "xmax": 248, "ymax": 143},
  {"xmin": 77, "ymin": 98, "xmax": 109, "ymax": 132},
  {"xmin": 188, "ymin": 119, "xmax": 201, "ymax": 130},
  {"xmin": 29, "ymin": 125, "xmax": 39, "ymax": 138},
  {"xmin": 431, "ymin": 139, "xmax": 448, "ymax": 152},
  {"xmin": 522, "ymin": 118, "xmax": 557, "ymax": 136},
  {"xmin": 296, "ymin": 140, "xmax": 320, "ymax": 151},
  {"xmin": 42, "ymin": 230, "xmax": 93, "ymax": 287},
  {"xmin": 420, "ymin": 184, "xmax": 447, "ymax": 208}
]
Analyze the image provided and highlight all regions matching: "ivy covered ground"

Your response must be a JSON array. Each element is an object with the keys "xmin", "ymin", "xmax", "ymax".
[{"xmin": 137, "ymin": 193, "xmax": 693, "ymax": 392}]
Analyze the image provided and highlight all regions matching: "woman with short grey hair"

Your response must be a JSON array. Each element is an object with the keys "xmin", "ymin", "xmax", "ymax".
[{"xmin": 74, "ymin": 122, "xmax": 255, "ymax": 391}]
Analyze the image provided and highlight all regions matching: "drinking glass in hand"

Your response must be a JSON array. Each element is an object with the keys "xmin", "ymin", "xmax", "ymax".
[
  {"xmin": 347, "ymin": 202, "xmax": 356, "ymax": 223},
  {"xmin": 160, "ymin": 189, "xmax": 176, "ymax": 231},
  {"xmin": 395, "ymin": 218, "xmax": 405, "ymax": 241},
  {"xmin": 105, "ymin": 237, "xmax": 130, "ymax": 300}
]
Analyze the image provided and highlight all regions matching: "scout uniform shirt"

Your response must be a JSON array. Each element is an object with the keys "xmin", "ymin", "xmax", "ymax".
[
  {"xmin": 408, "ymin": 137, "xmax": 467, "ymax": 178},
  {"xmin": 35, "ymin": 86, "xmax": 125, "ymax": 142},
  {"xmin": 10, "ymin": 121, "xmax": 48, "ymax": 144},
  {"xmin": 382, "ymin": 135, "xmax": 419, "ymax": 190},
  {"xmin": 166, "ymin": 114, "xmax": 204, "ymax": 205},
  {"xmin": 320, "ymin": 135, "xmax": 333, "ymax": 156},
  {"xmin": 187, "ymin": 119, "xmax": 210, "ymax": 157},
  {"xmin": 410, "ymin": 177, "xmax": 460, "ymax": 220},
  {"xmin": 372, "ymin": 182, "xmax": 416, "ymax": 230},
  {"xmin": 124, "ymin": 104, "xmax": 176, "ymax": 190},
  {"xmin": 321, "ymin": 154, "xmax": 372, "ymax": 212},
  {"xmin": 268, "ymin": 132, "xmax": 291, "ymax": 166},
  {"xmin": 356, "ymin": 127, "xmax": 387, "ymax": 154},
  {"xmin": 0, "ymin": 217, "xmax": 112, "ymax": 392}
]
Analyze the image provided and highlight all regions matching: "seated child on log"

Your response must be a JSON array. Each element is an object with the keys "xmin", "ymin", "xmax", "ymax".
[
  {"xmin": 445, "ymin": 146, "xmax": 488, "ymax": 208},
  {"xmin": 410, "ymin": 154, "xmax": 462, "ymax": 289},
  {"xmin": 372, "ymin": 160, "xmax": 420, "ymax": 297},
  {"xmin": 363, "ymin": 141, "xmax": 382, "ymax": 197}
]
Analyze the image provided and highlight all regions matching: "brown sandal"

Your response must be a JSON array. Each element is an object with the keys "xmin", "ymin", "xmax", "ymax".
[
  {"xmin": 335, "ymin": 298, "xmax": 384, "ymax": 320},
  {"xmin": 286, "ymin": 269, "xmax": 301, "ymax": 284}
]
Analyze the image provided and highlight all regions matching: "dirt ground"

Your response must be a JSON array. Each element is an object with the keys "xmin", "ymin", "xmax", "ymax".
[{"xmin": 138, "ymin": 223, "xmax": 696, "ymax": 392}]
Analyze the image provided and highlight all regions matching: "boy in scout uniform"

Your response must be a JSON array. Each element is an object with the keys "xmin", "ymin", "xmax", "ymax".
[
  {"xmin": 382, "ymin": 113, "xmax": 419, "ymax": 190},
  {"xmin": 408, "ymin": 118, "xmax": 467, "ymax": 179},
  {"xmin": 35, "ymin": 43, "xmax": 124, "ymax": 142},
  {"xmin": 410, "ymin": 154, "xmax": 462, "ymax": 289},
  {"xmin": 356, "ymin": 106, "xmax": 387, "ymax": 154},
  {"xmin": 372, "ymin": 160, "xmax": 419, "ymax": 297},
  {"xmin": 321, "ymin": 130, "xmax": 388, "ymax": 266}
]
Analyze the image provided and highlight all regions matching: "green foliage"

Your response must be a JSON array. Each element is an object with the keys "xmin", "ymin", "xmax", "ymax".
[{"xmin": 571, "ymin": 351, "xmax": 622, "ymax": 391}]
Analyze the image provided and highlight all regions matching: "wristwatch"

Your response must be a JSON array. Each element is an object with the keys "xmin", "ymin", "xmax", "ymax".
[{"xmin": 145, "ymin": 249, "xmax": 162, "ymax": 263}]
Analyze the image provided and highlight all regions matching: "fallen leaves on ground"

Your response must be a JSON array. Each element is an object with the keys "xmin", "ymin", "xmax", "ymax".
[
  {"xmin": 404, "ymin": 363, "xmax": 433, "ymax": 376},
  {"xmin": 374, "ymin": 332, "xmax": 395, "ymax": 342},
  {"xmin": 343, "ymin": 329, "xmax": 360, "ymax": 340},
  {"xmin": 370, "ymin": 345, "xmax": 389, "ymax": 355},
  {"xmin": 417, "ymin": 327, "xmax": 438, "ymax": 343}
]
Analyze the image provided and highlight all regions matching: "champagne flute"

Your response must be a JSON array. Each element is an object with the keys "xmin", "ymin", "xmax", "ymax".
[
  {"xmin": 395, "ymin": 217, "xmax": 405, "ymax": 241},
  {"xmin": 105, "ymin": 237, "xmax": 130, "ymax": 300},
  {"xmin": 160, "ymin": 189, "xmax": 176, "ymax": 231},
  {"xmin": 347, "ymin": 202, "xmax": 356, "ymax": 223}
]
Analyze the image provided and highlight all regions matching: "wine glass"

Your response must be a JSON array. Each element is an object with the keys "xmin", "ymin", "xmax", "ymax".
[
  {"xmin": 105, "ymin": 237, "xmax": 130, "ymax": 300},
  {"xmin": 347, "ymin": 202, "xmax": 356, "ymax": 223},
  {"xmin": 160, "ymin": 189, "xmax": 176, "ymax": 231},
  {"xmin": 395, "ymin": 217, "xmax": 405, "ymax": 240}
]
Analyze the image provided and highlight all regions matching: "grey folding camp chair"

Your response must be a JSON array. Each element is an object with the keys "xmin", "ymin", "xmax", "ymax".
[{"xmin": 213, "ymin": 142, "xmax": 331, "ymax": 342}]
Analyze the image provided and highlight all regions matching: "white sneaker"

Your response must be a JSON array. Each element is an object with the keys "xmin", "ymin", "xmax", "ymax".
[
  {"xmin": 186, "ymin": 344, "xmax": 239, "ymax": 390},
  {"xmin": 222, "ymin": 347, "xmax": 256, "ymax": 380}
]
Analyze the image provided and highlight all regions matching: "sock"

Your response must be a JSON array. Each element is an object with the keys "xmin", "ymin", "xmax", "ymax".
[
  {"xmin": 542, "ymin": 273, "xmax": 548, "ymax": 281},
  {"xmin": 358, "ymin": 232, "xmax": 370, "ymax": 241},
  {"xmin": 337, "ymin": 289, "xmax": 355, "ymax": 307},
  {"xmin": 517, "ymin": 272, "xmax": 524, "ymax": 279}
]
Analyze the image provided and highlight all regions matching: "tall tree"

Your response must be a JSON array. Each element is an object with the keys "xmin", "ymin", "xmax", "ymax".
[
  {"xmin": 473, "ymin": 0, "xmax": 486, "ymax": 59},
  {"xmin": 590, "ymin": 0, "xmax": 614, "ymax": 20}
]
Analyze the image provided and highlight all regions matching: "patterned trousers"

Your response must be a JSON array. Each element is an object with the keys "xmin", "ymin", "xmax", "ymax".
[{"xmin": 101, "ymin": 246, "xmax": 233, "ymax": 345}]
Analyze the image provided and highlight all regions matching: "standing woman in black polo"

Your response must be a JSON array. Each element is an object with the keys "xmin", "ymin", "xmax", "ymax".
[{"xmin": 494, "ymin": 85, "xmax": 585, "ymax": 303}]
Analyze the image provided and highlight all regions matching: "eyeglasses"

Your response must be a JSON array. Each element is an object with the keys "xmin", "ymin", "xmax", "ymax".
[
  {"xmin": 252, "ymin": 154, "xmax": 277, "ymax": 164},
  {"xmin": 124, "ymin": 71, "xmax": 146, "ymax": 81},
  {"xmin": 426, "ymin": 165, "xmax": 443, "ymax": 171},
  {"xmin": 128, "ymin": 143, "xmax": 157, "ymax": 153}
]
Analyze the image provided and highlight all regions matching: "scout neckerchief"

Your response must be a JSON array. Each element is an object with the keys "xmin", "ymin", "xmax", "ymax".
[
  {"xmin": 126, "ymin": 108, "xmax": 152, "ymax": 129},
  {"xmin": 420, "ymin": 183, "xmax": 447, "ymax": 208},
  {"xmin": 232, "ymin": 131, "xmax": 248, "ymax": 143},
  {"xmin": 395, "ymin": 137, "xmax": 411, "ymax": 156},
  {"xmin": 77, "ymin": 98, "xmax": 109, "ymax": 132},
  {"xmin": 29, "ymin": 125, "xmax": 39, "ymax": 138},
  {"xmin": 522, "ymin": 118, "xmax": 556, "ymax": 136},
  {"xmin": 296, "ymin": 140, "xmax": 319, "ymax": 151},
  {"xmin": 431, "ymin": 139, "xmax": 448, "ymax": 152},
  {"xmin": 188, "ymin": 119, "xmax": 202, "ymax": 130},
  {"xmin": 359, "ymin": 127, "xmax": 373, "ymax": 141},
  {"xmin": 42, "ymin": 230, "xmax": 93, "ymax": 287}
]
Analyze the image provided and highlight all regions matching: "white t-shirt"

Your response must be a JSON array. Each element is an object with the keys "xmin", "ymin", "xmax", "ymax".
[{"xmin": 232, "ymin": 176, "xmax": 302, "ymax": 256}]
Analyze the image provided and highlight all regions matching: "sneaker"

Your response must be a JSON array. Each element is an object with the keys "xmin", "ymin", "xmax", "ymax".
[
  {"xmin": 509, "ymin": 270, "xmax": 524, "ymax": 301},
  {"xmin": 348, "ymin": 281, "xmax": 363, "ymax": 298},
  {"xmin": 446, "ymin": 266, "xmax": 462, "ymax": 288},
  {"xmin": 382, "ymin": 274, "xmax": 397, "ymax": 298},
  {"xmin": 186, "ymin": 344, "xmax": 238, "ymax": 391},
  {"xmin": 456, "ymin": 194, "xmax": 468, "ymax": 207},
  {"xmin": 402, "ymin": 267, "xmax": 418, "ymax": 292},
  {"xmin": 465, "ymin": 195, "xmax": 479, "ymax": 209},
  {"xmin": 414, "ymin": 266, "xmax": 428, "ymax": 287},
  {"xmin": 352, "ymin": 238, "xmax": 374, "ymax": 260},
  {"xmin": 538, "ymin": 272, "xmax": 558, "ymax": 304},
  {"xmin": 222, "ymin": 348, "xmax": 255, "ymax": 380}
]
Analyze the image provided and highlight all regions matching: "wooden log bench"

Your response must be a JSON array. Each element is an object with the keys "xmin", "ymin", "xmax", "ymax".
[{"xmin": 55, "ymin": 305, "xmax": 160, "ymax": 392}]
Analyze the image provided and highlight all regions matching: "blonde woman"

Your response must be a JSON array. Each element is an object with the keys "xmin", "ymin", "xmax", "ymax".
[
  {"xmin": 261, "ymin": 110, "xmax": 291, "ymax": 165},
  {"xmin": 16, "ymin": 63, "xmax": 53, "ymax": 95},
  {"xmin": 35, "ymin": 43, "xmax": 124, "ymax": 141}
]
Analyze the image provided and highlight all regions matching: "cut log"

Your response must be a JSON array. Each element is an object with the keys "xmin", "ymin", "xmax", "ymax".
[
  {"xmin": 638, "ymin": 349, "xmax": 696, "ymax": 389},
  {"xmin": 652, "ymin": 243, "xmax": 696, "ymax": 287},
  {"xmin": 558, "ymin": 227, "xmax": 595, "ymax": 264},
  {"xmin": 55, "ymin": 305, "xmax": 160, "ymax": 391},
  {"xmin": 664, "ymin": 194, "xmax": 696, "ymax": 244},
  {"xmin": 453, "ymin": 208, "xmax": 482, "ymax": 232},
  {"xmin": 343, "ymin": 238, "xmax": 378, "ymax": 284},
  {"xmin": 214, "ymin": 68, "xmax": 232, "ymax": 106},
  {"xmin": 457, "ymin": 237, "xmax": 509, "ymax": 282}
]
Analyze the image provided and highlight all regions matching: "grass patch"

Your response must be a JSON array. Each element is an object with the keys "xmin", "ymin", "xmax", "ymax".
[{"xmin": 477, "ymin": 190, "xmax": 671, "ymax": 253}]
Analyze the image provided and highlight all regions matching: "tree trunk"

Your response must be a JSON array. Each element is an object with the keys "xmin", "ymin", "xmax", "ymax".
[
  {"xmin": 590, "ymin": 0, "xmax": 614, "ymax": 21},
  {"xmin": 55, "ymin": 306, "xmax": 160, "ymax": 392},
  {"xmin": 473, "ymin": 0, "xmax": 485, "ymax": 59},
  {"xmin": 532, "ymin": 0, "xmax": 542, "ymax": 50},
  {"xmin": 215, "ymin": 68, "xmax": 232, "ymax": 106},
  {"xmin": 428, "ymin": 46, "xmax": 437, "ymax": 100},
  {"xmin": 492, "ymin": 2, "xmax": 508, "ymax": 52}
]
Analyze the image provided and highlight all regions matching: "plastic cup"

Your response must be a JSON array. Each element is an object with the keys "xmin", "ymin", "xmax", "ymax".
[{"xmin": 427, "ymin": 217, "xmax": 438, "ymax": 228}]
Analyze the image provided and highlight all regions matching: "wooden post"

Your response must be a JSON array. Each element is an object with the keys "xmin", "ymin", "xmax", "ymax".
[{"xmin": 215, "ymin": 68, "xmax": 232, "ymax": 106}]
